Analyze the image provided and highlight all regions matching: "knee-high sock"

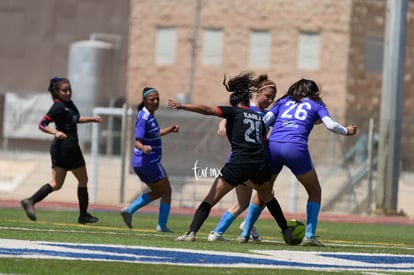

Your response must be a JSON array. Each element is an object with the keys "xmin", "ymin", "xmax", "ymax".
[
  {"xmin": 77, "ymin": 187, "xmax": 89, "ymax": 217},
  {"xmin": 241, "ymin": 203, "xmax": 263, "ymax": 237},
  {"xmin": 214, "ymin": 211, "xmax": 237, "ymax": 235},
  {"xmin": 128, "ymin": 193, "xmax": 151, "ymax": 213},
  {"xmin": 266, "ymin": 197, "xmax": 288, "ymax": 233},
  {"xmin": 30, "ymin": 183, "xmax": 53, "ymax": 205},
  {"xmin": 306, "ymin": 202, "xmax": 320, "ymax": 238},
  {"xmin": 158, "ymin": 203, "xmax": 171, "ymax": 227},
  {"xmin": 189, "ymin": 201, "xmax": 211, "ymax": 234}
]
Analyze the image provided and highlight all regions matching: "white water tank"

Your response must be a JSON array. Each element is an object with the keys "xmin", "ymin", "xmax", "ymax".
[{"xmin": 68, "ymin": 40, "xmax": 115, "ymax": 143}]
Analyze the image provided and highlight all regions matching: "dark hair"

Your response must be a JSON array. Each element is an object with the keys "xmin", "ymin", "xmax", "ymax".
[
  {"xmin": 253, "ymin": 74, "xmax": 277, "ymax": 92},
  {"xmin": 222, "ymin": 72, "xmax": 254, "ymax": 107},
  {"xmin": 48, "ymin": 77, "xmax": 70, "ymax": 100},
  {"xmin": 280, "ymin": 78, "xmax": 324, "ymax": 105},
  {"xmin": 137, "ymin": 87, "xmax": 158, "ymax": 111}
]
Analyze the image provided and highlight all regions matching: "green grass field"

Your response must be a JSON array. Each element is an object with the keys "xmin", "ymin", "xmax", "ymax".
[{"xmin": 0, "ymin": 207, "xmax": 413, "ymax": 274}]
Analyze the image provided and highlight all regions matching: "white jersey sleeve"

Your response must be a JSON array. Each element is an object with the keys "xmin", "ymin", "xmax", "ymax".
[
  {"xmin": 263, "ymin": 111, "xmax": 276, "ymax": 130},
  {"xmin": 321, "ymin": 116, "xmax": 348, "ymax": 135}
]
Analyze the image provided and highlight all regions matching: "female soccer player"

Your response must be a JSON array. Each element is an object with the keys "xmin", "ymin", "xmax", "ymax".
[
  {"xmin": 120, "ymin": 87, "xmax": 179, "ymax": 232},
  {"xmin": 208, "ymin": 74, "xmax": 277, "ymax": 243},
  {"xmin": 168, "ymin": 72, "xmax": 293, "ymax": 244},
  {"xmin": 240, "ymin": 78, "xmax": 357, "ymax": 246},
  {"xmin": 21, "ymin": 77, "xmax": 102, "ymax": 224}
]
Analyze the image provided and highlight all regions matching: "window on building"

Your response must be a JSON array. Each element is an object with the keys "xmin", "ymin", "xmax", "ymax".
[
  {"xmin": 249, "ymin": 30, "xmax": 271, "ymax": 67},
  {"xmin": 364, "ymin": 35, "xmax": 384, "ymax": 74},
  {"xmin": 297, "ymin": 32, "xmax": 321, "ymax": 70},
  {"xmin": 202, "ymin": 28, "xmax": 223, "ymax": 65},
  {"xmin": 155, "ymin": 27, "xmax": 176, "ymax": 65}
]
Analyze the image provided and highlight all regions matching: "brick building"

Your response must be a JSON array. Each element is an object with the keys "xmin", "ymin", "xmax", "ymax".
[{"xmin": 127, "ymin": 0, "xmax": 414, "ymax": 169}]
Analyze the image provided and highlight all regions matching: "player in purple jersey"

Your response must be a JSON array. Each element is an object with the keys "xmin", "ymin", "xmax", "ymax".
[
  {"xmin": 120, "ymin": 87, "xmax": 179, "ymax": 232},
  {"xmin": 168, "ymin": 72, "xmax": 294, "ymax": 244},
  {"xmin": 242, "ymin": 78, "xmax": 357, "ymax": 247},
  {"xmin": 21, "ymin": 77, "xmax": 103, "ymax": 224},
  {"xmin": 208, "ymin": 74, "xmax": 277, "ymax": 243}
]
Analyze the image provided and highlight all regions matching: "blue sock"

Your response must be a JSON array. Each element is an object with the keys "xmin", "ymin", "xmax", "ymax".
[
  {"xmin": 214, "ymin": 211, "xmax": 237, "ymax": 235},
  {"xmin": 306, "ymin": 202, "xmax": 320, "ymax": 238},
  {"xmin": 241, "ymin": 203, "xmax": 263, "ymax": 237},
  {"xmin": 158, "ymin": 203, "xmax": 171, "ymax": 227},
  {"xmin": 128, "ymin": 193, "xmax": 151, "ymax": 213}
]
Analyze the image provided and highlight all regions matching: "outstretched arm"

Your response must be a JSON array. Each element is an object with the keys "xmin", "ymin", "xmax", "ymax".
[
  {"xmin": 321, "ymin": 116, "xmax": 357, "ymax": 136},
  {"xmin": 79, "ymin": 116, "xmax": 103, "ymax": 124},
  {"xmin": 167, "ymin": 100, "xmax": 220, "ymax": 116},
  {"xmin": 160, "ymin": 124, "xmax": 179, "ymax": 136}
]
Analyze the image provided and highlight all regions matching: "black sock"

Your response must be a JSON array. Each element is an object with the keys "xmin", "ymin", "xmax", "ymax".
[
  {"xmin": 266, "ymin": 197, "xmax": 288, "ymax": 232},
  {"xmin": 77, "ymin": 187, "xmax": 89, "ymax": 217},
  {"xmin": 30, "ymin": 183, "xmax": 53, "ymax": 204},
  {"xmin": 189, "ymin": 201, "xmax": 212, "ymax": 234}
]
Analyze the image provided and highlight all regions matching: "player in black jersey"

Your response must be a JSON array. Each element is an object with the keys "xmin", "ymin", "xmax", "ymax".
[
  {"xmin": 168, "ymin": 72, "xmax": 294, "ymax": 244},
  {"xmin": 20, "ymin": 77, "xmax": 103, "ymax": 224}
]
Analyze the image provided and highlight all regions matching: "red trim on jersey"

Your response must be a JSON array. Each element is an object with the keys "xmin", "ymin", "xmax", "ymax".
[{"xmin": 216, "ymin": 106, "xmax": 223, "ymax": 117}]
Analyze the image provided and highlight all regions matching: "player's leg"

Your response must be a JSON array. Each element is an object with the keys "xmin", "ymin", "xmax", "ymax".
[
  {"xmin": 149, "ymin": 175, "xmax": 173, "ymax": 232},
  {"xmin": 21, "ymin": 167, "xmax": 66, "ymax": 221},
  {"xmin": 295, "ymin": 169, "xmax": 324, "ymax": 246},
  {"xmin": 72, "ymin": 165, "xmax": 99, "ymax": 224},
  {"xmin": 176, "ymin": 177, "xmax": 234, "ymax": 241},
  {"xmin": 209, "ymin": 184, "xmax": 252, "ymax": 241}
]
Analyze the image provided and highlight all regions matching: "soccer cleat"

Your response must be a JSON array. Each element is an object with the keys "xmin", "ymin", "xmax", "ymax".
[
  {"xmin": 239, "ymin": 220, "xmax": 262, "ymax": 242},
  {"xmin": 120, "ymin": 207, "xmax": 133, "ymax": 228},
  {"xmin": 236, "ymin": 235, "xmax": 249, "ymax": 244},
  {"xmin": 21, "ymin": 199, "xmax": 36, "ymax": 221},
  {"xmin": 283, "ymin": 229, "xmax": 295, "ymax": 245},
  {"xmin": 302, "ymin": 236, "xmax": 325, "ymax": 247},
  {"xmin": 176, "ymin": 231, "xmax": 195, "ymax": 241},
  {"xmin": 207, "ymin": 231, "xmax": 227, "ymax": 242},
  {"xmin": 78, "ymin": 213, "xmax": 99, "ymax": 224},
  {"xmin": 156, "ymin": 224, "xmax": 174, "ymax": 233}
]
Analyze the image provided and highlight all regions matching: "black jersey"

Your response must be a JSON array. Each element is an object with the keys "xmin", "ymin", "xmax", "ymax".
[
  {"xmin": 39, "ymin": 99, "xmax": 80, "ymax": 147},
  {"xmin": 217, "ymin": 106, "xmax": 266, "ymax": 164}
]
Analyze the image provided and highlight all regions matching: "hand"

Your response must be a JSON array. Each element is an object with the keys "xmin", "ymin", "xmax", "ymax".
[
  {"xmin": 217, "ymin": 128, "xmax": 226, "ymax": 136},
  {"xmin": 142, "ymin": 145, "xmax": 152, "ymax": 154},
  {"xmin": 346, "ymin": 125, "xmax": 357, "ymax": 136},
  {"xmin": 94, "ymin": 116, "xmax": 103, "ymax": 123},
  {"xmin": 55, "ymin": 131, "xmax": 67, "ymax": 140},
  {"xmin": 170, "ymin": 124, "xmax": 179, "ymax": 133},
  {"xmin": 167, "ymin": 100, "xmax": 181, "ymax": 110}
]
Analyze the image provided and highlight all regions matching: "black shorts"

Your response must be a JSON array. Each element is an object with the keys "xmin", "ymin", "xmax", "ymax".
[
  {"xmin": 50, "ymin": 140, "xmax": 85, "ymax": 170},
  {"xmin": 219, "ymin": 161, "xmax": 272, "ymax": 187}
]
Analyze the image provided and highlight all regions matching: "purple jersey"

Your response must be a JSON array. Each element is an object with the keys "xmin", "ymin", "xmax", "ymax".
[
  {"xmin": 132, "ymin": 107, "xmax": 162, "ymax": 167},
  {"xmin": 266, "ymin": 96, "xmax": 329, "ymax": 145}
]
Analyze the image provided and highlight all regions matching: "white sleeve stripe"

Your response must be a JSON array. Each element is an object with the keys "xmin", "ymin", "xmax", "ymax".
[{"xmin": 321, "ymin": 116, "xmax": 348, "ymax": 135}]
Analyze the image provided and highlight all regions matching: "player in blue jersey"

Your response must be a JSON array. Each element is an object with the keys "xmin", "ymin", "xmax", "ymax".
[
  {"xmin": 168, "ymin": 72, "xmax": 294, "ymax": 244},
  {"xmin": 21, "ymin": 77, "xmax": 103, "ymax": 224},
  {"xmin": 240, "ymin": 78, "xmax": 357, "ymax": 246},
  {"xmin": 208, "ymin": 74, "xmax": 277, "ymax": 242},
  {"xmin": 120, "ymin": 87, "xmax": 179, "ymax": 232}
]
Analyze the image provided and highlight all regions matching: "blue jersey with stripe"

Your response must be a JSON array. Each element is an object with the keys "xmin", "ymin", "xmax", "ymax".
[
  {"xmin": 132, "ymin": 107, "xmax": 162, "ymax": 165},
  {"xmin": 267, "ymin": 96, "xmax": 329, "ymax": 145}
]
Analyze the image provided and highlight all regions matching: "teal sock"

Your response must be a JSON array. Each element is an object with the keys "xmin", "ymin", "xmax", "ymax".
[
  {"xmin": 306, "ymin": 202, "xmax": 320, "ymax": 238},
  {"xmin": 241, "ymin": 203, "xmax": 263, "ymax": 237},
  {"xmin": 128, "ymin": 193, "xmax": 151, "ymax": 213},
  {"xmin": 158, "ymin": 203, "xmax": 171, "ymax": 228},
  {"xmin": 214, "ymin": 211, "xmax": 237, "ymax": 235}
]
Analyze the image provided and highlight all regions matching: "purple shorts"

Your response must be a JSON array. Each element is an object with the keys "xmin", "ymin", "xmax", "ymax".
[
  {"xmin": 133, "ymin": 161, "xmax": 167, "ymax": 184},
  {"xmin": 267, "ymin": 141, "xmax": 314, "ymax": 175}
]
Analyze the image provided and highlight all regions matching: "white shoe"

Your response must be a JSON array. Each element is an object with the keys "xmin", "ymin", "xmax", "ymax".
[
  {"xmin": 208, "ymin": 231, "xmax": 227, "ymax": 241},
  {"xmin": 239, "ymin": 220, "xmax": 262, "ymax": 242},
  {"xmin": 236, "ymin": 235, "xmax": 249, "ymax": 243},
  {"xmin": 176, "ymin": 231, "xmax": 195, "ymax": 241},
  {"xmin": 302, "ymin": 236, "xmax": 325, "ymax": 247}
]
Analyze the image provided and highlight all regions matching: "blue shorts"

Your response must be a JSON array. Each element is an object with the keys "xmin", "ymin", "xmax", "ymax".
[
  {"xmin": 267, "ymin": 141, "xmax": 314, "ymax": 175},
  {"xmin": 133, "ymin": 161, "xmax": 167, "ymax": 184}
]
